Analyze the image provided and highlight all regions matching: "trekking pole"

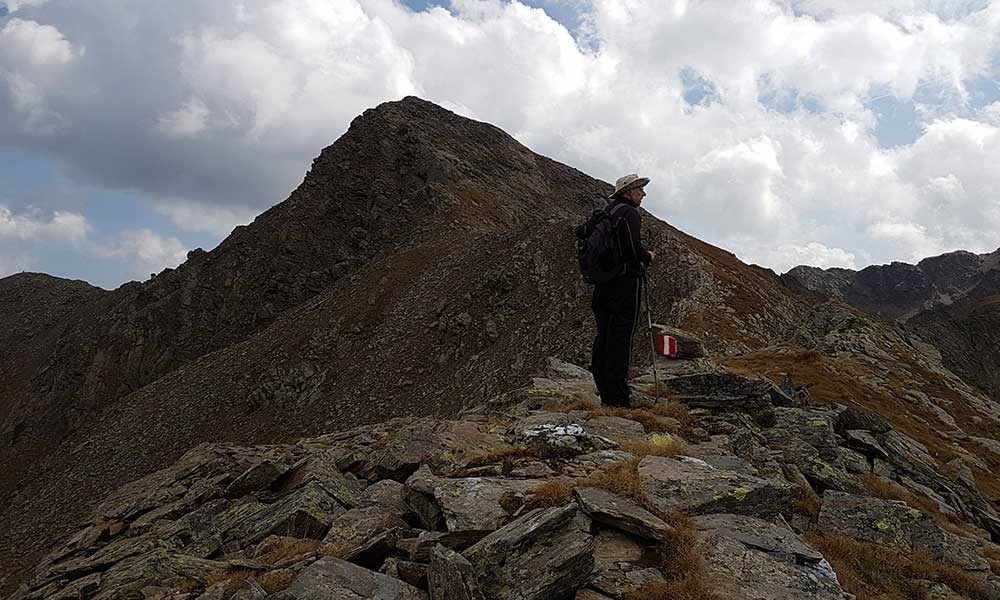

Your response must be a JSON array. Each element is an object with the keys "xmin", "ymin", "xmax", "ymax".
[{"xmin": 641, "ymin": 264, "xmax": 661, "ymax": 406}]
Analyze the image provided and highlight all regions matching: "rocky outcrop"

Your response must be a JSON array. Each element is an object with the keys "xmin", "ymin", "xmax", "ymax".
[{"xmin": 20, "ymin": 357, "xmax": 1000, "ymax": 600}]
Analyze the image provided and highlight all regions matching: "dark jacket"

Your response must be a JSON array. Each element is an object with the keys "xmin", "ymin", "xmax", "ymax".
[{"xmin": 609, "ymin": 198, "xmax": 652, "ymax": 277}]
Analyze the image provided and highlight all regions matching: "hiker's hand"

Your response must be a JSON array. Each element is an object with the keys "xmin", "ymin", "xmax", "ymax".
[{"xmin": 648, "ymin": 250, "xmax": 656, "ymax": 262}]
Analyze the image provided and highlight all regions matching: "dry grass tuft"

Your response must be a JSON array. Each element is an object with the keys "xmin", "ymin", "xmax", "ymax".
[
  {"xmin": 466, "ymin": 445, "xmax": 543, "ymax": 470},
  {"xmin": 618, "ymin": 435, "xmax": 688, "ymax": 459},
  {"xmin": 650, "ymin": 399, "xmax": 692, "ymax": 423},
  {"xmin": 624, "ymin": 511, "xmax": 721, "ymax": 600},
  {"xmin": 626, "ymin": 578, "xmax": 722, "ymax": 600},
  {"xmin": 528, "ymin": 479, "xmax": 575, "ymax": 506},
  {"xmin": 257, "ymin": 570, "xmax": 297, "ymax": 593},
  {"xmin": 858, "ymin": 475, "xmax": 978, "ymax": 537},
  {"xmin": 202, "ymin": 569, "xmax": 259, "ymax": 592},
  {"xmin": 252, "ymin": 537, "xmax": 322, "ymax": 563},
  {"xmin": 578, "ymin": 458, "xmax": 649, "ymax": 504},
  {"xmin": 804, "ymin": 533, "xmax": 993, "ymax": 600},
  {"xmin": 983, "ymin": 545, "xmax": 1000, "ymax": 575}
]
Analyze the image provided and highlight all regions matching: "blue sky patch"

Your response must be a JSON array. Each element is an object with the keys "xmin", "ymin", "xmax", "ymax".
[
  {"xmin": 757, "ymin": 77, "xmax": 823, "ymax": 115},
  {"xmin": 680, "ymin": 67, "xmax": 720, "ymax": 107},
  {"xmin": 867, "ymin": 94, "xmax": 921, "ymax": 148}
]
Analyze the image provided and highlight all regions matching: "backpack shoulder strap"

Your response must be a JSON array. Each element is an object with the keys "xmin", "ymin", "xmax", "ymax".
[{"xmin": 608, "ymin": 201, "xmax": 630, "ymax": 223}]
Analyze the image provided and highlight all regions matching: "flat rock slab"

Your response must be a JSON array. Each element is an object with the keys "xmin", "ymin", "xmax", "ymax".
[
  {"xmin": 696, "ymin": 516, "xmax": 852, "ymax": 600},
  {"xmin": 665, "ymin": 373, "xmax": 777, "ymax": 426},
  {"xmin": 283, "ymin": 557, "xmax": 426, "ymax": 600},
  {"xmin": 583, "ymin": 416, "xmax": 645, "ymax": 441},
  {"xmin": 574, "ymin": 487, "xmax": 673, "ymax": 541},
  {"xmin": 463, "ymin": 505, "xmax": 594, "ymax": 600},
  {"xmin": 638, "ymin": 456, "xmax": 793, "ymax": 518},
  {"xmin": 223, "ymin": 481, "xmax": 346, "ymax": 547},
  {"xmin": 691, "ymin": 514, "xmax": 823, "ymax": 564},
  {"xmin": 844, "ymin": 430, "xmax": 889, "ymax": 459}
]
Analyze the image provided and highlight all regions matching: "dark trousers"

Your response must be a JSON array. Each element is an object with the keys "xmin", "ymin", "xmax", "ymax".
[{"xmin": 591, "ymin": 276, "xmax": 641, "ymax": 407}]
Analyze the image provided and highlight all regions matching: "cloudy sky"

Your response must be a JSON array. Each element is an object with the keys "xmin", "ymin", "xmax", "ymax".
[{"xmin": 1, "ymin": 0, "xmax": 998, "ymax": 288}]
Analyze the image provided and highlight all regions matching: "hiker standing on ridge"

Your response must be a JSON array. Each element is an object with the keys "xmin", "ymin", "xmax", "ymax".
[{"xmin": 591, "ymin": 174, "xmax": 656, "ymax": 408}]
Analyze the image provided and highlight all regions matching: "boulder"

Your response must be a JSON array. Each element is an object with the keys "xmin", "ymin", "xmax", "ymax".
[
  {"xmin": 427, "ymin": 545, "xmax": 485, "ymax": 600},
  {"xmin": 514, "ymin": 422, "xmax": 616, "ymax": 458},
  {"xmin": 694, "ymin": 514, "xmax": 852, "ymax": 599},
  {"xmin": 405, "ymin": 466, "xmax": 545, "ymax": 531},
  {"xmin": 276, "ymin": 451, "xmax": 365, "ymax": 508},
  {"xmin": 844, "ymin": 430, "xmax": 889, "ymax": 460},
  {"xmin": 283, "ymin": 557, "xmax": 426, "ymax": 599},
  {"xmin": 817, "ymin": 491, "xmax": 991, "ymax": 572},
  {"xmin": 463, "ymin": 505, "xmax": 594, "ymax": 600},
  {"xmin": 638, "ymin": 456, "xmax": 793, "ymax": 518},
  {"xmin": 835, "ymin": 406, "xmax": 891, "ymax": 434},
  {"xmin": 361, "ymin": 480, "xmax": 409, "ymax": 514},
  {"xmin": 763, "ymin": 427, "xmax": 857, "ymax": 493},
  {"xmin": 222, "ymin": 481, "xmax": 346, "ymax": 547},
  {"xmin": 370, "ymin": 420, "xmax": 511, "ymax": 481},
  {"xmin": 225, "ymin": 460, "xmax": 289, "ymax": 498},
  {"xmin": 573, "ymin": 487, "xmax": 673, "ymax": 541},
  {"xmin": 588, "ymin": 529, "xmax": 663, "ymax": 598},
  {"xmin": 666, "ymin": 373, "xmax": 777, "ymax": 427},
  {"xmin": 771, "ymin": 408, "xmax": 842, "ymax": 464},
  {"xmin": 838, "ymin": 447, "xmax": 871, "ymax": 475},
  {"xmin": 323, "ymin": 507, "xmax": 410, "ymax": 568},
  {"xmin": 818, "ymin": 492, "xmax": 923, "ymax": 552},
  {"xmin": 380, "ymin": 558, "xmax": 428, "ymax": 589},
  {"xmin": 397, "ymin": 530, "xmax": 492, "ymax": 563}
]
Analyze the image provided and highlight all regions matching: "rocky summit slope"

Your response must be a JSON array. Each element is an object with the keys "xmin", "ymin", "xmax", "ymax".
[
  {"xmin": 12, "ymin": 357, "xmax": 1000, "ymax": 600},
  {"xmin": 3, "ymin": 97, "xmax": 1000, "ymax": 598},
  {"xmin": 785, "ymin": 250, "xmax": 1000, "ymax": 403},
  {"xmin": 0, "ymin": 97, "xmax": 817, "ymax": 594}
]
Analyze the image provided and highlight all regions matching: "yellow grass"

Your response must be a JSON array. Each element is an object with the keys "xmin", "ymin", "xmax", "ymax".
[
  {"xmin": 618, "ymin": 435, "xmax": 688, "ymax": 459},
  {"xmin": 578, "ymin": 458, "xmax": 649, "ymax": 504},
  {"xmin": 804, "ymin": 533, "xmax": 993, "ymax": 600}
]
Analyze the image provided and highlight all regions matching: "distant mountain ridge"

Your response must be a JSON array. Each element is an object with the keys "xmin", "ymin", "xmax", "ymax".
[
  {"xmin": 785, "ymin": 249, "xmax": 1000, "ymax": 402},
  {"xmin": 786, "ymin": 249, "xmax": 1000, "ymax": 322}
]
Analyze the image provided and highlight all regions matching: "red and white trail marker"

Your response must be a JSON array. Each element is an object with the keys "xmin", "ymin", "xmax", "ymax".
[{"xmin": 655, "ymin": 332, "xmax": 678, "ymax": 357}]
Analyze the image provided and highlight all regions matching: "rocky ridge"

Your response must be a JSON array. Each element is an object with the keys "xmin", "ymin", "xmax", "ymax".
[
  {"xmin": 785, "ymin": 250, "xmax": 1000, "ymax": 403},
  {"xmin": 13, "ymin": 356, "xmax": 1000, "ymax": 600},
  {"xmin": 0, "ymin": 97, "xmax": 819, "ymax": 592}
]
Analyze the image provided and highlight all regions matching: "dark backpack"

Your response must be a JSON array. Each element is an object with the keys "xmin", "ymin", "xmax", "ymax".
[{"xmin": 575, "ymin": 202, "xmax": 628, "ymax": 284}]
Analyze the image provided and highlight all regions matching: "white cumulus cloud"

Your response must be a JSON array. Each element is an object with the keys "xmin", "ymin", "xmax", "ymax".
[{"xmin": 1, "ymin": 0, "xmax": 999, "ymax": 286}]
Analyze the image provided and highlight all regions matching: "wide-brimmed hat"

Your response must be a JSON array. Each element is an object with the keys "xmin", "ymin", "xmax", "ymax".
[{"xmin": 609, "ymin": 173, "xmax": 650, "ymax": 199}]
